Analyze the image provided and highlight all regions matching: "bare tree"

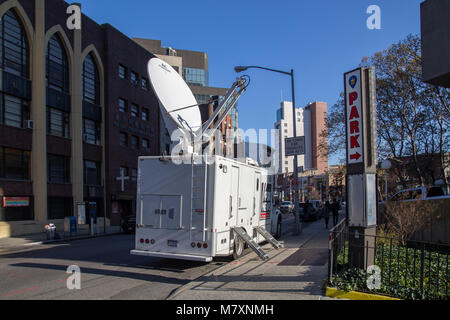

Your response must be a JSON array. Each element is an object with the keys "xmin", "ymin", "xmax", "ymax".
[{"xmin": 323, "ymin": 35, "xmax": 449, "ymax": 188}]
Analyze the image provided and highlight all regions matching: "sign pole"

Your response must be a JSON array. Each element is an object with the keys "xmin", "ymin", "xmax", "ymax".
[{"xmin": 344, "ymin": 67, "xmax": 378, "ymax": 270}]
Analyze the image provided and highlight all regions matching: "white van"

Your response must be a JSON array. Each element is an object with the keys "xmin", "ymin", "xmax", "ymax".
[{"xmin": 131, "ymin": 155, "xmax": 283, "ymax": 262}]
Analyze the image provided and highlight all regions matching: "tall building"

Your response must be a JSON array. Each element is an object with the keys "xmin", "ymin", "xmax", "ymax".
[
  {"xmin": 0, "ymin": 0, "xmax": 161, "ymax": 238},
  {"xmin": 274, "ymin": 101, "xmax": 305, "ymax": 175},
  {"xmin": 303, "ymin": 102, "xmax": 328, "ymax": 175},
  {"xmin": 274, "ymin": 101, "xmax": 328, "ymax": 201}
]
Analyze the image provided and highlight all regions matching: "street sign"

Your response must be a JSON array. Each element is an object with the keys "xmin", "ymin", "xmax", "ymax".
[
  {"xmin": 285, "ymin": 136, "xmax": 305, "ymax": 157},
  {"xmin": 345, "ymin": 69, "xmax": 364, "ymax": 165}
]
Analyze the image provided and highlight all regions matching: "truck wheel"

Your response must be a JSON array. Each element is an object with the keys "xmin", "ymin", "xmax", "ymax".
[
  {"xmin": 233, "ymin": 236, "xmax": 245, "ymax": 260},
  {"xmin": 275, "ymin": 217, "xmax": 282, "ymax": 240}
]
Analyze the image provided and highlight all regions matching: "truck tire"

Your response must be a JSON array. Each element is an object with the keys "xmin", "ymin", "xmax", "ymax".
[{"xmin": 233, "ymin": 235, "xmax": 245, "ymax": 260}]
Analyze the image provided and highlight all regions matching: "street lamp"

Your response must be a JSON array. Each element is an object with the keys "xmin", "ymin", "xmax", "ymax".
[{"xmin": 235, "ymin": 65, "xmax": 302, "ymax": 235}]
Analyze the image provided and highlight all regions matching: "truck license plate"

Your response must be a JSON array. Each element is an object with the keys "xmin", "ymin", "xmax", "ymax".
[{"xmin": 168, "ymin": 240, "xmax": 178, "ymax": 247}]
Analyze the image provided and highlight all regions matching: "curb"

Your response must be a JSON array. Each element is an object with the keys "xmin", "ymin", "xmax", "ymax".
[
  {"xmin": 0, "ymin": 232, "xmax": 123, "ymax": 256},
  {"xmin": 41, "ymin": 232, "xmax": 123, "ymax": 245},
  {"xmin": 326, "ymin": 287, "xmax": 401, "ymax": 300}
]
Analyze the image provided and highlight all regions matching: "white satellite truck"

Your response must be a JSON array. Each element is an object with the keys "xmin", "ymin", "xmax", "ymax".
[{"xmin": 131, "ymin": 58, "xmax": 283, "ymax": 263}]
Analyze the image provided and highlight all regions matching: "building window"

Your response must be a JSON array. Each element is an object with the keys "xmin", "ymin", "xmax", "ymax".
[
  {"xmin": 131, "ymin": 104, "xmax": 139, "ymax": 118},
  {"xmin": 47, "ymin": 197, "xmax": 72, "ymax": 220},
  {"xmin": 0, "ymin": 93, "xmax": 30, "ymax": 129},
  {"xmin": 0, "ymin": 196, "xmax": 34, "ymax": 222},
  {"xmin": 119, "ymin": 98, "xmax": 127, "ymax": 113},
  {"xmin": 0, "ymin": 10, "xmax": 31, "ymax": 129},
  {"xmin": 47, "ymin": 154, "xmax": 70, "ymax": 184},
  {"xmin": 46, "ymin": 34, "xmax": 69, "ymax": 93},
  {"xmin": 142, "ymin": 138, "xmax": 149, "ymax": 149},
  {"xmin": 130, "ymin": 135, "xmax": 139, "ymax": 150},
  {"xmin": 141, "ymin": 108, "xmax": 149, "ymax": 121},
  {"xmin": 120, "ymin": 132, "xmax": 128, "ymax": 147},
  {"xmin": 141, "ymin": 78, "xmax": 149, "ymax": 90},
  {"xmin": 130, "ymin": 71, "xmax": 138, "ymax": 85},
  {"xmin": 119, "ymin": 64, "xmax": 127, "ymax": 79},
  {"xmin": 84, "ymin": 160, "xmax": 101, "ymax": 186},
  {"xmin": 83, "ymin": 118, "xmax": 101, "ymax": 145},
  {"xmin": 0, "ymin": 147, "xmax": 31, "ymax": 180},
  {"xmin": 131, "ymin": 168, "xmax": 137, "ymax": 182},
  {"xmin": 183, "ymin": 67, "xmax": 209, "ymax": 87},
  {"xmin": 83, "ymin": 54, "xmax": 100, "ymax": 105},
  {"xmin": 0, "ymin": 9, "xmax": 29, "ymax": 77},
  {"xmin": 47, "ymin": 108, "xmax": 70, "ymax": 138}
]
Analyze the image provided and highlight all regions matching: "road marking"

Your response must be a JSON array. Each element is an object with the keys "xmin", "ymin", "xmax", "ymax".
[{"xmin": 4, "ymin": 286, "xmax": 40, "ymax": 298}]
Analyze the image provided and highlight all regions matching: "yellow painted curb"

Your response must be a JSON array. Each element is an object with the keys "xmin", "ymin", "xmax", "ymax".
[{"xmin": 326, "ymin": 287, "xmax": 401, "ymax": 300}]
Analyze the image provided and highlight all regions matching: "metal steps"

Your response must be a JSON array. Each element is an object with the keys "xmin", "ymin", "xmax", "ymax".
[
  {"xmin": 233, "ymin": 227, "xmax": 269, "ymax": 261},
  {"xmin": 255, "ymin": 226, "xmax": 284, "ymax": 249}
]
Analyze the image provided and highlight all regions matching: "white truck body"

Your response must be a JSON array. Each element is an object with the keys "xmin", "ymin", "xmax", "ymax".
[{"xmin": 131, "ymin": 155, "xmax": 280, "ymax": 262}]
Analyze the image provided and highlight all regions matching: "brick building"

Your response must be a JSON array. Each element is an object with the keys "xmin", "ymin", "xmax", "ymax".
[{"xmin": 0, "ymin": 0, "xmax": 161, "ymax": 238}]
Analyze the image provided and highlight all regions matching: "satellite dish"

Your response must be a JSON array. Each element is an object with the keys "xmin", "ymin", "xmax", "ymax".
[{"xmin": 147, "ymin": 58, "xmax": 202, "ymax": 135}]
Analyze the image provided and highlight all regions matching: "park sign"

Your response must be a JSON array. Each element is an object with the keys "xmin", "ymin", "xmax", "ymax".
[
  {"xmin": 345, "ymin": 69, "xmax": 364, "ymax": 165},
  {"xmin": 344, "ymin": 67, "xmax": 379, "ymax": 270},
  {"xmin": 344, "ymin": 67, "xmax": 377, "ymax": 173},
  {"xmin": 285, "ymin": 136, "xmax": 305, "ymax": 157}
]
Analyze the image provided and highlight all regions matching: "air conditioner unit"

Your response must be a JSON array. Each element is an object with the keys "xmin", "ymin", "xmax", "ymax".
[{"xmin": 27, "ymin": 120, "xmax": 34, "ymax": 129}]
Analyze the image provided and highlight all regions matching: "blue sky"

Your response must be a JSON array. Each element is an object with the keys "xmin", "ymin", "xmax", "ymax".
[{"xmin": 76, "ymin": 0, "xmax": 423, "ymax": 164}]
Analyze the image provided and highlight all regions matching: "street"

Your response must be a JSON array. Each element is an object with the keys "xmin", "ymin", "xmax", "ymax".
[
  {"xmin": 0, "ymin": 216, "xmax": 299, "ymax": 300},
  {"xmin": 0, "ymin": 234, "xmax": 227, "ymax": 300}
]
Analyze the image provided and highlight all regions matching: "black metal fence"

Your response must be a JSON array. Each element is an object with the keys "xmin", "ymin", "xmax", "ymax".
[{"xmin": 328, "ymin": 219, "xmax": 450, "ymax": 300}]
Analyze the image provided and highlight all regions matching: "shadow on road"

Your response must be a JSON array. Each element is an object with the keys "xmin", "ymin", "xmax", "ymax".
[{"xmin": 10, "ymin": 262, "xmax": 190, "ymax": 286}]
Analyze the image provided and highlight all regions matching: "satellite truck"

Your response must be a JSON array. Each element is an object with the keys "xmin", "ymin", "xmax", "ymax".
[{"xmin": 130, "ymin": 58, "xmax": 283, "ymax": 262}]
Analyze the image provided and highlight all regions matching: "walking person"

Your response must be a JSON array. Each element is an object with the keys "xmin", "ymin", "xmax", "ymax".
[
  {"xmin": 331, "ymin": 199, "xmax": 341, "ymax": 227},
  {"xmin": 324, "ymin": 201, "xmax": 331, "ymax": 229}
]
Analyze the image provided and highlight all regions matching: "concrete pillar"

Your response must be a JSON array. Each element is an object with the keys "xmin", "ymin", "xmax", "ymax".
[
  {"xmin": 31, "ymin": 0, "xmax": 47, "ymax": 225},
  {"xmin": 71, "ymin": 4, "xmax": 84, "ymax": 220}
]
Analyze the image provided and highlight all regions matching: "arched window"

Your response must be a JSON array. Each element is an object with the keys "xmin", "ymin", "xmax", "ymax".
[
  {"xmin": 0, "ymin": 9, "xmax": 29, "ymax": 77},
  {"xmin": 46, "ymin": 34, "xmax": 69, "ymax": 93},
  {"xmin": 82, "ymin": 53, "xmax": 99, "ymax": 105},
  {"xmin": 0, "ymin": 9, "xmax": 30, "ymax": 129},
  {"xmin": 82, "ymin": 53, "xmax": 101, "ymax": 145},
  {"xmin": 46, "ymin": 34, "xmax": 70, "ymax": 138}
]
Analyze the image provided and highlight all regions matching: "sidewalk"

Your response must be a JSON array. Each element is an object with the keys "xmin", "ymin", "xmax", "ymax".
[
  {"xmin": 0, "ymin": 225, "xmax": 122, "ymax": 255},
  {"xmin": 169, "ymin": 219, "xmax": 337, "ymax": 300}
]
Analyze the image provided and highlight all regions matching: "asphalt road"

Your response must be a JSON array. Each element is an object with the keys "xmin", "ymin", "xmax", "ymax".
[{"xmin": 0, "ymin": 215, "xmax": 299, "ymax": 300}]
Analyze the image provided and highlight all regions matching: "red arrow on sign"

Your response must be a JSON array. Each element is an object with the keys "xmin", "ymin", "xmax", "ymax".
[{"xmin": 350, "ymin": 152, "xmax": 361, "ymax": 161}]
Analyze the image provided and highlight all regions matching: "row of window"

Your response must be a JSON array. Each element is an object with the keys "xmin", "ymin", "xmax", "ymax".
[
  {"xmin": 118, "ymin": 64, "xmax": 149, "ymax": 91},
  {"xmin": 119, "ymin": 132, "xmax": 150, "ymax": 150},
  {"xmin": 118, "ymin": 98, "xmax": 149, "ymax": 121}
]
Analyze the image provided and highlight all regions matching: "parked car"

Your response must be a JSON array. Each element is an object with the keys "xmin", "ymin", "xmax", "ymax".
[
  {"xmin": 280, "ymin": 201, "xmax": 294, "ymax": 214},
  {"xmin": 390, "ymin": 186, "xmax": 449, "ymax": 203},
  {"xmin": 121, "ymin": 214, "xmax": 136, "ymax": 234}
]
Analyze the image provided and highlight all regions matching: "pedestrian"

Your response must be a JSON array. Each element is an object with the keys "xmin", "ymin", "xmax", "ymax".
[
  {"xmin": 331, "ymin": 199, "xmax": 341, "ymax": 227},
  {"xmin": 324, "ymin": 201, "xmax": 331, "ymax": 229}
]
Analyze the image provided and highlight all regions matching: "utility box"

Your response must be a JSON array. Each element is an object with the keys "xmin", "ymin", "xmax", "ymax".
[{"xmin": 65, "ymin": 217, "xmax": 77, "ymax": 234}]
